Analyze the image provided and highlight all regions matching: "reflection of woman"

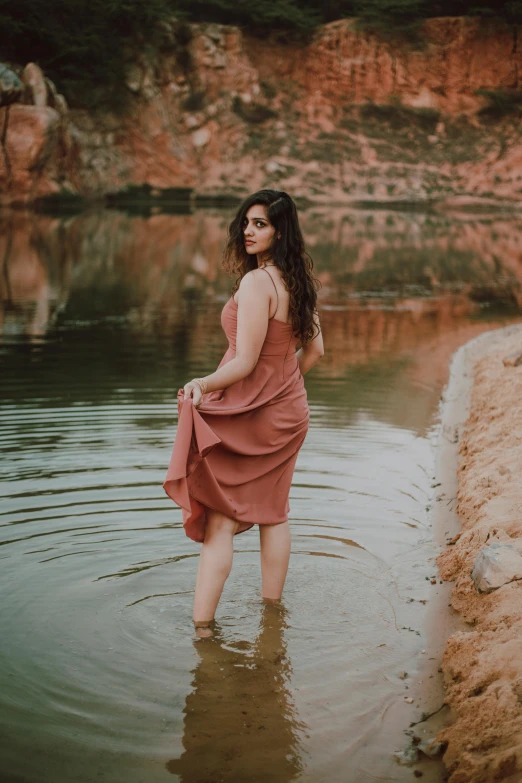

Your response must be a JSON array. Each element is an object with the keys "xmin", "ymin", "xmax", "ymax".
[
  {"xmin": 164, "ymin": 190, "xmax": 324, "ymax": 634},
  {"xmin": 166, "ymin": 600, "xmax": 306, "ymax": 782}
]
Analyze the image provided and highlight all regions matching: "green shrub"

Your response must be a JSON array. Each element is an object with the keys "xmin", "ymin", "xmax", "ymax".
[
  {"xmin": 352, "ymin": 0, "xmax": 425, "ymax": 40},
  {"xmin": 0, "ymin": 0, "xmax": 171, "ymax": 109},
  {"xmin": 360, "ymin": 100, "xmax": 440, "ymax": 131},
  {"xmin": 476, "ymin": 88, "xmax": 522, "ymax": 119},
  {"xmin": 232, "ymin": 96, "xmax": 277, "ymax": 123},
  {"xmin": 182, "ymin": 91, "xmax": 206, "ymax": 111}
]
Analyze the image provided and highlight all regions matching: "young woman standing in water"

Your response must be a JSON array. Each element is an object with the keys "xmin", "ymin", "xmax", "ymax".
[{"xmin": 163, "ymin": 189, "xmax": 324, "ymax": 636}]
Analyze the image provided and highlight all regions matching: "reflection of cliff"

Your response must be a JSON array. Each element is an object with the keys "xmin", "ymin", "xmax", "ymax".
[
  {"xmin": 166, "ymin": 602, "xmax": 306, "ymax": 783},
  {"xmin": 317, "ymin": 297, "xmax": 522, "ymax": 435},
  {"xmin": 2, "ymin": 208, "xmax": 520, "ymax": 382},
  {"xmin": 3, "ymin": 208, "xmax": 522, "ymax": 311},
  {"xmin": 0, "ymin": 212, "xmax": 72, "ymax": 337}
]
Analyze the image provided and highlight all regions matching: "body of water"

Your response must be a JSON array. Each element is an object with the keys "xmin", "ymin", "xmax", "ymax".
[{"xmin": 1, "ymin": 206, "xmax": 521, "ymax": 782}]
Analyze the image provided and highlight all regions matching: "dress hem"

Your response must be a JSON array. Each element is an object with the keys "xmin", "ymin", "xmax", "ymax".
[{"xmin": 183, "ymin": 485, "xmax": 289, "ymax": 541}]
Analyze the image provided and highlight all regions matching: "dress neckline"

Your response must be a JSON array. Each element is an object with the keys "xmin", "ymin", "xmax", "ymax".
[{"xmin": 229, "ymin": 295, "xmax": 294, "ymax": 328}]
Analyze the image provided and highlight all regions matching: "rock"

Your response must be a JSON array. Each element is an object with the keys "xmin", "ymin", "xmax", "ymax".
[
  {"xmin": 185, "ymin": 114, "xmax": 205, "ymax": 130},
  {"xmin": 0, "ymin": 104, "xmax": 61, "ymax": 200},
  {"xmin": 191, "ymin": 127, "xmax": 211, "ymax": 148},
  {"xmin": 393, "ymin": 745, "xmax": 419, "ymax": 765},
  {"xmin": 404, "ymin": 697, "xmax": 414, "ymax": 703},
  {"xmin": 200, "ymin": 28, "xmax": 227, "ymax": 68},
  {"xmin": 0, "ymin": 64, "xmax": 23, "ymax": 107},
  {"xmin": 53, "ymin": 94, "xmax": 68, "ymax": 117},
  {"xmin": 502, "ymin": 349, "xmax": 522, "ymax": 367},
  {"xmin": 44, "ymin": 78, "xmax": 68, "ymax": 116},
  {"xmin": 398, "ymin": 671, "xmax": 408, "ymax": 679},
  {"xmin": 22, "ymin": 63, "xmax": 48, "ymax": 107},
  {"xmin": 265, "ymin": 159, "xmax": 285, "ymax": 174},
  {"xmin": 191, "ymin": 251, "xmax": 208, "ymax": 274},
  {"xmin": 125, "ymin": 64, "xmax": 142, "ymax": 93},
  {"xmin": 471, "ymin": 542, "xmax": 522, "ymax": 593},
  {"xmin": 205, "ymin": 24, "xmax": 225, "ymax": 45},
  {"xmin": 418, "ymin": 738, "xmax": 445, "ymax": 759},
  {"xmin": 232, "ymin": 96, "xmax": 277, "ymax": 124}
]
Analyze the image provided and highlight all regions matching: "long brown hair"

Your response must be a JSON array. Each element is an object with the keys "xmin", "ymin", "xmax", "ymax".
[{"xmin": 222, "ymin": 189, "xmax": 321, "ymax": 344}]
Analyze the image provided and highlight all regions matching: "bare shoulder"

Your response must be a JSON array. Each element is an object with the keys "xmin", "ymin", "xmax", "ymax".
[
  {"xmin": 238, "ymin": 268, "xmax": 273, "ymax": 296},
  {"xmin": 240, "ymin": 268, "xmax": 272, "ymax": 284}
]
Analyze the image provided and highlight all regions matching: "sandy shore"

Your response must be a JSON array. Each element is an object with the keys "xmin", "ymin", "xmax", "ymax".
[{"xmin": 433, "ymin": 323, "xmax": 522, "ymax": 782}]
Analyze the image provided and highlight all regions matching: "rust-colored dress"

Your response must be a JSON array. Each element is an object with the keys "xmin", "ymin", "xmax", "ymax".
[{"xmin": 163, "ymin": 270, "xmax": 310, "ymax": 543}]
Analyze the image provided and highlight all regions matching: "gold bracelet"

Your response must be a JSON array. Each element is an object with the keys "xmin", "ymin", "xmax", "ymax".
[{"xmin": 193, "ymin": 377, "xmax": 208, "ymax": 395}]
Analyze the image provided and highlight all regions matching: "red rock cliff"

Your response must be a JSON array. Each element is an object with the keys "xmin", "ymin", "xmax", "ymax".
[{"xmin": 2, "ymin": 17, "xmax": 522, "ymax": 206}]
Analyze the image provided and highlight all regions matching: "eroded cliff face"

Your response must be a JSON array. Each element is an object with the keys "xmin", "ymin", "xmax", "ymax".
[{"xmin": 2, "ymin": 17, "xmax": 522, "ymax": 206}]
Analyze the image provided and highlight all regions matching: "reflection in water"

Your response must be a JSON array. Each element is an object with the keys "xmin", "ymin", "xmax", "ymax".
[
  {"xmin": 2, "ymin": 207, "xmax": 522, "ymax": 342},
  {"xmin": 167, "ymin": 602, "xmax": 306, "ymax": 783},
  {"xmin": 2, "ymin": 206, "xmax": 521, "ymax": 409}
]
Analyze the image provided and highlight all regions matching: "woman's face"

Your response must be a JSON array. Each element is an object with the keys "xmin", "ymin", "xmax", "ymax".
[{"xmin": 242, "ymin": 204, "xmax": 276, "ymax": 257}]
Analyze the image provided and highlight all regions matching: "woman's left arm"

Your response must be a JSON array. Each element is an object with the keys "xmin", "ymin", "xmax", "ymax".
[{"xmin": 183, "ymin": 271, "xmax": 270, "ymax": 405}]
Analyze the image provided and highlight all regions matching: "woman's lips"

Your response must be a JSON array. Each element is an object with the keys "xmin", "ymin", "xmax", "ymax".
[{"xmin": 245, "ymin": 241, "xmax": 255, "ymax": 245}]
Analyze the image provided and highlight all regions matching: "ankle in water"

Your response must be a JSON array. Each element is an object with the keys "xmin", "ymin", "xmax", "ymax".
[
  {"xmin": 195, "ymin": 625, "xmax": 214, "ymax": 638},
  {"xmin": 193, "ymin": 618, "xmax": 215, "ymax": 638},
  {"xmin": 193, "ymin": 619, "xmax": 214, "ymax": 628}
]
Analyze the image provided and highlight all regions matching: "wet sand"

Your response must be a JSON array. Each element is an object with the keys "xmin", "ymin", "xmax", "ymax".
[{"xmin": 431, "ymin": 323, "xmax": 522, "ymax": 782}]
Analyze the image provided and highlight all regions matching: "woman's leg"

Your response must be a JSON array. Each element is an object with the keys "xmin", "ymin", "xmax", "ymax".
[
  {"xmin": 192, "ymin": 509, "xmax": 239, "ymax": 627},
  {"xmin": 259, "ymin": 521, "xmax": 291, "ymax": 600}
]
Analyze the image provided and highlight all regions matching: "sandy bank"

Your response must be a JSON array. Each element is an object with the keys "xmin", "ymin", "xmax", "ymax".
[{"xmin": 435, "ymin": 323, "xmax": 522, "ymax": 782}]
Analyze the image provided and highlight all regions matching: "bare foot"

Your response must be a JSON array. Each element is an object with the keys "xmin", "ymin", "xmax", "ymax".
[{"xmin": 194, "ymin": 619, "xmax": 214, "ymax": 638}]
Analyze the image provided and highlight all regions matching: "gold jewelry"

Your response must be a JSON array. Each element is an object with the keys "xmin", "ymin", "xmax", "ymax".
[{"xmin": 192, "ymin": 377, "xmax": 208, "ymax": 395}]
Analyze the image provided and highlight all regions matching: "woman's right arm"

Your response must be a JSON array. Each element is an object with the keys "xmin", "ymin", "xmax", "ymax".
[{"xmin": 296, "ymin": 310, "xmax": 324, "ymax": 375}]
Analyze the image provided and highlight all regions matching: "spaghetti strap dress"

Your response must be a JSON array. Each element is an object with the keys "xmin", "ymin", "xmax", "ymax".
[{"xmin": 163, "ymin": 268, "xmax": 310, "ymax": 543}]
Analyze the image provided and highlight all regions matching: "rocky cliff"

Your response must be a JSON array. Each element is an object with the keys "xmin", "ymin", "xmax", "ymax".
[{"xmin": 2, "ymin": 17, "xmax": 522, "ymax": 207}]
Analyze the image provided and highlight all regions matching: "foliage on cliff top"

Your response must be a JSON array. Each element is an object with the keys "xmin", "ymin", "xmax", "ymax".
[
  {"xmin": 0, "ymin": 0, "xmax": 521, "ymax": 107},
  {"xmin": 0, "ymin": 0, "xmax": 173, "ymax": 108}
]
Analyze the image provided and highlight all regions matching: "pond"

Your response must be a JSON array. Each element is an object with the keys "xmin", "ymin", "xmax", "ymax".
[{"xmin": 1, "ymin": 205, "xmax": 521, "ymax": 782}]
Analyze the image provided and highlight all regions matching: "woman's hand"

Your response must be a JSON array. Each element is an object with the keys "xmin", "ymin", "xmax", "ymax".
[{"xmin": 182, "ymin": 380, "xmax": 203, "ymax": 408}]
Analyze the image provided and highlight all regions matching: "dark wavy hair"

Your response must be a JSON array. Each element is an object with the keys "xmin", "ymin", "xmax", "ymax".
[{"xmin": 222, "ymin": 189, "xmax": 321, "ymax": 344}]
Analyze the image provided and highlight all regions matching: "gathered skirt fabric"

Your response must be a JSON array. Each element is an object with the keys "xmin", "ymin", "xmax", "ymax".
[{"xmin": 163, "ymin": 297, "xmax": 310, "ymax": 542}]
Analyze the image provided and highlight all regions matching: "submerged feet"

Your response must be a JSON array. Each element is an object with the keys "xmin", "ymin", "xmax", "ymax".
[{"xmin": 194, "ymin": 619, "xmax": 215, "ymax": 638}]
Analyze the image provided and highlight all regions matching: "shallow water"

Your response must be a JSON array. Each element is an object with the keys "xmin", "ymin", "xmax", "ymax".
[{"xmin": 1, "ymin": 206, "xmax": 521, "ymax": 782}]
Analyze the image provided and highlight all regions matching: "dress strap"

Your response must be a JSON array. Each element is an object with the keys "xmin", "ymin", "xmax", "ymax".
[{"xmin": 258, "ymin": 266, "xmax": 279, "ymax": 320}]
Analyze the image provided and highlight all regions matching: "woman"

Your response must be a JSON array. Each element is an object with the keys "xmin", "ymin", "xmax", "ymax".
[{"xmin": 163, "ymin": 189, "xmax": 324, "ymax": 636}]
